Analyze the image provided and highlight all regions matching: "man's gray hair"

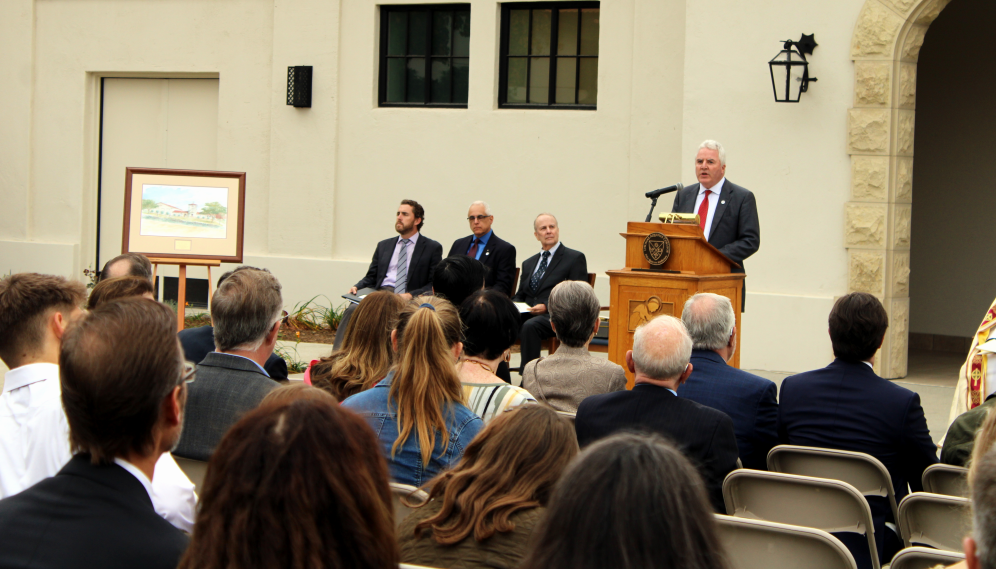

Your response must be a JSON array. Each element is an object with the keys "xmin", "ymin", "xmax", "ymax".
[
  {"xmin": 682, "ymin": 293, "xmax": 735, "ymax": 351},
  {"xmin": 469, "ymin": 201, "xmax": 493, "ymax": 216},
  {"xmin": 699, "ymin": 140, "xmax": 726, "ymax": 166},
  {"xmin": 548, "ymin": 281, "xmax": 600, "ymax": 348},
  {"xmin": 211, "ymin": 268, "xmax": 283, "ymax": 352},
  {"xmin": 631, "ymin": 315, "xmax": 693, "ymax": 381},
  {"xmin": 534, "ymin": 213, "xmax": 558, "ymax": 231},
  {"xmin": 973, "ymin": 447, "xmax": 996, "ymax": 569}
]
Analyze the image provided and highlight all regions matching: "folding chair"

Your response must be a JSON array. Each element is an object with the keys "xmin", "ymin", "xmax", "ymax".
[
  {"xmin": 897, "ymin": 492, "xmax": 971, "ymax": 551},
  {"xmin": 722, "ymin": 470, "xmax": 880, "ymax": 569},
  {"xmin": 888, "ymin": 546, "xmax": 965, "ymax": 569},
  {"xmin": 767, "ymin": 445, "xmax": 899, "ymax": 526},
  {"xmin": 390, "ymin": 482, "xmax": 429, "ymax": 528},
  {"xmin": 922, "ymin": 464, "xmax": 969, "ymax": 498},
  {"xmin": 715, "ymin": 514, "xmax": 857, "ymax": 569},
  {"xmin": 172, "ymin": 455, "xmax": 209, "ymax": 494}
]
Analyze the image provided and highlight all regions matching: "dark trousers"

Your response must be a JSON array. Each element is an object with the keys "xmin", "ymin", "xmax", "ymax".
[{"xmin": 519, "ymin": 313, "xmax": 554, "ymax": 374}]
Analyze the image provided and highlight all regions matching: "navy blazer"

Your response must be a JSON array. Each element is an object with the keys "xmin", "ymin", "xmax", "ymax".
[
  {"xmin": 512, "ymin": 244, "xmax": 587, "ymax": 306},
  {"xmin": 575, "ymin": 383, "xmax": 739, "ymax": 512},
  {"xmin": 779, "ymin": 359, "xmax": 938, "ymax": 564},
  {"xmin": 677, "ymin": 349, "xmax": 778, "ymax": 470},
  {"xmin": 178, "ymin": 324, "xmax": 288, "ymax": 380},
  {"xmin": 0, "ymin": 454, "xmax": 188, "ymax": 569},
  {"xmin": 447, "ymin": 232, "xmax": 517, "ymax": 296},
  {"xmin": 671, "ymin": 179, "xmax": 760, "ymax": 274},
  {"xmin": 354, "ymin": 234, "xmax": 444, "ymax": 297}
]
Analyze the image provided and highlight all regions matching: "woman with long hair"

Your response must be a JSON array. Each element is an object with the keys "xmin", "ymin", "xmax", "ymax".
[
  {"xmin": 342, "ymin": 295, "xmax": 484, "ymax": 486},
  {"xmin": 399, "ymin": 405, "xmax": 577, "ymax": 569},
  {"xmin": 520, "ymin": 432, "xmax": 729, "ymax": 569},
  {"xmin": 178, "ymin": 399, "xmax": 398, "ymax": 569},
  {"xmin": 458, "ymin": 289, "xmax": 535, "ymax": 422},
  {"xmin": 307, "ymin": 291, "xmax": 404, "ymax": 400}
]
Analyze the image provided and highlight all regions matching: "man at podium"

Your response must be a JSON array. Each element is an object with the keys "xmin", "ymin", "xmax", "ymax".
[{"xmin": 671, "ymin": 140, "xmax": 760, "ymax": 307}]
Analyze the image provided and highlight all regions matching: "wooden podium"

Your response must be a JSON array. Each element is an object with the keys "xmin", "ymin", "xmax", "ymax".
[{"xmin": 607, "ymin": 222, "xmax": 745, "ymax": 388}]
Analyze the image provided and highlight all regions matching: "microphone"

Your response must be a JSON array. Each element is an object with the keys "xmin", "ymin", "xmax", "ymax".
[{"xmin": 646, "ymin": 183, "xmax": 683, "ymax": 198}]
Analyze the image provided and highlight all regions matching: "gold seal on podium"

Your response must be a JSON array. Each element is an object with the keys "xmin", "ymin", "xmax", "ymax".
[{"xmin": 642, "ymin": 232, "xmax": 670, "ymax": 268}]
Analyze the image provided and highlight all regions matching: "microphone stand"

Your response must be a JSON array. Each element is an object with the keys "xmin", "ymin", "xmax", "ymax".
[{"xmin": 644, "ymin": 196, "xmax": 659, "ymax": 223}]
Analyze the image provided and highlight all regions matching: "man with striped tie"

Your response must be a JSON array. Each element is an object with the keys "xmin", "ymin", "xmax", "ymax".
[
  {"xmin": 336, "ymin": 200, "xmax": 443, "ymax": 351},
  {"xmin": 512, "ymin": 213, "xmax": 588, "ymax": 373}
]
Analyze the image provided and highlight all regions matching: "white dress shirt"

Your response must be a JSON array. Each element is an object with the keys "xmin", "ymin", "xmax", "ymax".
[
  {"xmin": 531, "ymin": 242, "xmax": 562, "ymax": 276},
  {"xmin": 693, "ymin": 177, "xmax": 725, "ymax": 241},
  {"xmin": 381, "ymin": 232, "xmax": 420, "ymax": 289},
  {"xmin": 0, "ymin": 363, "xmax": 198, "ymax": 532}
]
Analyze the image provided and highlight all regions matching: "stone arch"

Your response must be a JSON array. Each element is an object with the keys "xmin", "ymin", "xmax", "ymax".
[{"xmin": 846, "ymin": 0, "xmax": 952, "ymax": 378}]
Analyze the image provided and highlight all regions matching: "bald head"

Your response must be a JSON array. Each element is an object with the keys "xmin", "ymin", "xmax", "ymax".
[
  {"xmin": 631, "ymin": 315, "xmax": 693, "ymax": 381},
  {"xmin": 681, "ymin": 293, "xmax": 735, "ymax": 351}
]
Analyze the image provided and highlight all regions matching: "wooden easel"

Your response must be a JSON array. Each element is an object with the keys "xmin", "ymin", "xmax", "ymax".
[{"xmin": 149, "ymin": 257, "xmax": 222, "ymax": 331}]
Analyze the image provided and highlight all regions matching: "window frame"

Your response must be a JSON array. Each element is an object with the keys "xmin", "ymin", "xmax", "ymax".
[
  {"xmin": 378, "ymin": 3, "xmax": 471, "ymax": 109},
  {"xmin": 498, "ymin": 1, "xmax": 600, "ymax": 110}
]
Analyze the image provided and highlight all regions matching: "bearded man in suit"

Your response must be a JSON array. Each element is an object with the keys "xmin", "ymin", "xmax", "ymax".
[
  {"xmin": 671, "ymin": 140, "xmax": 759, "ymax": 308},
  {"xmin": 447, "ymin": 201, "xmax": 516, "ymax": 296}
]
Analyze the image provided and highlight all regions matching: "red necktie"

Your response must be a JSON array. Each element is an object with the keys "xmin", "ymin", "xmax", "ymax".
[
  {"xmin": 467, "ymin": 238, "xmax": 479, "ymax": 258},
  {"xmin": 697, "ymin": 190, "xmax": 712, "ymax": 231}
]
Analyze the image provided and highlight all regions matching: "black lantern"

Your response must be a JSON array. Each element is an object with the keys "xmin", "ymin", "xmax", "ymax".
[
  {"xmin": 287, "ymin": 66, "xmax": 313, "ymax": 108},
  {"xmin": 768, "ymin": 34, "xmax": 818, "ymax": 103}
]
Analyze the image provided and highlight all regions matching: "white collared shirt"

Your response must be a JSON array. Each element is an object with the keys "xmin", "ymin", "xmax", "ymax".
[
  {"xmin": 532, "ymin": 242, "xmax": 562, "ymax": 277},
  {"xmin": 382, "ymin": 232, "xmax": 420, "ymax": 289},
  {"xmin": 114, "ymin": 457, "xmax": 154, "ymax": 500},
  {"xmin": 0, "ymin": 363, "xmax": 197, "ymax": 533},
  {"xmin": 693, "ymin": 177, "xmax": 725, "ymax": 240}
]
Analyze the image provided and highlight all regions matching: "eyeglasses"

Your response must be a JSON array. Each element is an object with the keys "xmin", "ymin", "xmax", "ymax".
[
  {"xmin": 467, "ymin": 215, "xmax": 492, "ymax": 222},
  {"xmin": 180, "ymin": 361, "xmax": 196, "ymax": 385}
]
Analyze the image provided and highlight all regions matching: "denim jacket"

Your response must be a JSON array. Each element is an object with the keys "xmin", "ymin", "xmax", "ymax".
[{"xmin": 341, "ymin": 371, "xmax": 483, "ymax": 487}]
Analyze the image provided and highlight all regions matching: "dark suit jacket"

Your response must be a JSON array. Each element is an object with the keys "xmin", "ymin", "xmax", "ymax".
[
  {"xmin": 575, "ymin": 383, "xmax": 740, "ymax": 512},
  {"xmin": 354, "ymin": 234, "xmax": 443, "ymax": 296},
  {"xmin": 178, "ymin": 324, "xmax": 288, "ymax": 380},
  {"xmin": 778, "ymin": 359, "xmax": 938, "ymax": 562},
  {"xmin": 0, "ymin": 454, "xmax": 188, "ymax": 569},
  {"xmin": 512, "ymin": 244, "xmax": 587, "ymax": 306},
  {"xmin": 447, "ymin": 232, "xmax": 517, "ymax": 296},
  {"xmin": 677, "ymin": 349, "xmax": 778, "ymax": 470},
  {"xmin": 671, "ymin": 180, "xmax": 760, "ymax": 274},
  {"xmin": 174, "ymin": 352, "xmax": 280, "ymax": 461}
]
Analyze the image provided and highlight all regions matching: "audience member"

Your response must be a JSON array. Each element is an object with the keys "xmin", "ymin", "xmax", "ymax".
[
  {"xmin": 342, "ymin": 296, "xmax": 483, "ymax": 486},
  {"xmin": 178, "ymin": 399, "xmax": 398, "ymax": 569},
  {"xmin": 400, "ymin": 405, "xmax": 577, "ymax": 569},
  {"xmin": 677, "ymin": 292, "xmax": 777, "ymax": 470},
  {"xmin": 260, "ymin": 382, "xmax": 339, "ymax": 406},
  {"xmin": 0, "ymin": 298, "xmax": 190, "ymax": 569},
  {"xmin": 522, "ymin": 281, "xmax": 625, "ymax": 413},
  {"xmin": 98, "ymin": 252, "xmax": 153, "ymax": 282},
  {"xmin": 175, "ymin": 267, "xmax": 283, "ymax": 461},
  {"xmin": 307, "ymin": 290, "xmax": 404, "ymax": 399},
  {"xmin": 574, "ymin": 315, "xmax": 738, "ymax": 512},
  {"xmin": 447, "ymin": 201, "xmax": 517, "ymax": 296},
  {"xmin": 960, "ymin": 446, "xmax": 996, "ymax": 569},
  {"xmin": 513, "ymin": 213, "xmax": 588, "ymax": 372},
  {"xmin": 519, "ymin": 432, "xmax": 729, "ymax": 569},
  {"xmin": 0, "ymin": 273, "xmax": 196, "ymax": 531},
  {"xmin": 778, "ymin": 292, "xmax": 937, "ymax": 566},
  {"xmin": 433, "ymin": 255, "xmax": 487, "ymax": 307},
  {"xmin": 964, "ymin": 404, "xmax": 996, "ymax": 488},
  {"xmin": 457, "ymin": 290, "xmax": 534, "ymax": 423},
  {"xmin": 178, "ymin": 266, "xmax": 289, "ymax": 380},
  {"xmin": 86, "ymin": 275, "xmax": 155, "ymax": 309},
  {"xmin": 942, "ymin": 389, "xmax": 996, "ymax": 467}
]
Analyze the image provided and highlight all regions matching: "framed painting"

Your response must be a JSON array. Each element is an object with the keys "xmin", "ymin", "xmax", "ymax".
[{"xmin": 122, "ymin": 168, "xmax": 246, "ymax": 263}]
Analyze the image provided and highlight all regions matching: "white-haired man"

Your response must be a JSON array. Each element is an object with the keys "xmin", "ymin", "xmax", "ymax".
[
  {"xmin": 671, "ymin": 140, "xmax": 760, "ymax": 308},
  {"xmin": 575, "ymin": 314, "xmax": 739, "ymax": 512},
  {"xmin": 447, "ymin": 201, "xmax": 517, "ymax": 296}
]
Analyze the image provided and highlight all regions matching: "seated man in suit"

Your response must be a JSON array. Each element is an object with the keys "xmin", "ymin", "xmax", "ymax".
[
  {"xmin": 512, "ymin": 213, "xmax": 588, "ymax": 371},
  {"xmin": 334, "ymin": 199, "xmax": 443, "ymax": 352},
  {"xmin": 575, "ymin": 315, "xmax": 739, "ymax": 512},
  {"xmin": 677, "ymin": 292, "xmax": 777, "ymax": 470},
  {"xmin": 175, "ymin": 267, "xmax": 282, "ymax": 461},
  {"xmin": 0, "ymin": 298, "xmax": 189, "ymax": 569},
  {"xmin": 447, "ymin": 201, "xmax": 516, "ymax": 296},
  {"xmin": 779, "ymin": 292, "xmax": 938, "ymax": 567},
  {"xmin": 671, "ymin": 140, "xmax": 759, "ymax": 308},
  {"xmin": 178, "ymin": 266, "xmax": 288, "ymax": 380},
  {"xmin": 98, "ymin": 252, "xmax": 153, "ymax": 282},
  {"xmin": 0, "ymin": 273, "xmax": 196, "ymax": 532}
]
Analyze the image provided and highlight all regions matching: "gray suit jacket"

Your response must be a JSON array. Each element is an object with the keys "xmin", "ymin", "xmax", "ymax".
[
  {"xmin": 521, "ymin": 345, "xmax": 627, "ymax": 414},
  {"xmin": 670, "ymin": 179, "xmax": 760, "ymax": 274},
  {"xmin": 174, "ymin": 352, "xmax": 279, "ymax": 461}
]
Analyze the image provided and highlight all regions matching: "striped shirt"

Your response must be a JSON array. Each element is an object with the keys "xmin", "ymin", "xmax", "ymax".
[{"xmin": 462, "ymin": 383, "xmax": 535, "ymax": 424}]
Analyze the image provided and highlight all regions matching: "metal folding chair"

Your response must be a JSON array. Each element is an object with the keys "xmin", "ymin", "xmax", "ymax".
[
  {"xmin": 897, "ymin": 492, "xmax": 971, "ymax": 551},
  {"xmin": 715, "ymin": 514, "xmax": 858, "ymax": 569}
]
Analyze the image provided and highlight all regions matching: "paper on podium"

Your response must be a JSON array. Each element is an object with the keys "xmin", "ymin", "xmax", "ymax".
[{"xmin": 513, "ymin": 302, "xmax": 531, "ymax": 313}]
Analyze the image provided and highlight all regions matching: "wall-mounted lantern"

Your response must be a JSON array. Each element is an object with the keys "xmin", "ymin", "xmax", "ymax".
[
  {"xmin": 287, "ymin": 66, "xmax": 313, "ymax": 108},
  {"xmin": 768, "ymin": 34, "xmax": 818, "ymax": 103}
]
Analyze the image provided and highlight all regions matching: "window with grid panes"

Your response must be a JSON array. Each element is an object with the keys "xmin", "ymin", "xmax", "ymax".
[
  {"xmin": 499, "ymin": 2, "xmax": 599, "ymax": 109},
  {"xmin": 380, "ymin": 5, "xmax": 470, "ymax": 107}
]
